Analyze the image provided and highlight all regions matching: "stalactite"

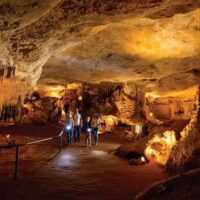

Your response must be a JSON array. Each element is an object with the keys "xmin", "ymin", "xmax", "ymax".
[{"xmin": 0, "ymin": 65, "xmax": 32, "ymax": 124}]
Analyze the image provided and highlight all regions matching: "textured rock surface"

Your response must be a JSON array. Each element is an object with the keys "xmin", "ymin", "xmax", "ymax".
[
  {"xmin": 166, "ymin": 84, "xmax": 200, "ymax": 172},
  {"xmin": 0, "ymin": 0, "xmax": 200, "ymax": 88},
  {"xmin": 21, "ymin": 97, "xmax": 60, "ymax": 124},
  {"xmin": 135, "ymin": 168, "xmax": 200, "ymax": 200}
]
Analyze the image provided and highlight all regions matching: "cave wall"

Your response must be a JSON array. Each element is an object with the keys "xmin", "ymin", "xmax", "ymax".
[
  {"xmin": 148, "ymin": 97, "xmax": 194, "ymax": 120},
  {"xmin": 82, "ymin": 81, "xmax": 195, "ymax": 124},
  {"xmin": 135, "ymin": 168, "xmax": 200, "ymax": 200},
  {"xmin": 82, "ymin": 82, "xmax": 122, "ymax": 116},
  {"xmin": 21, "ymin": 95, "xmax": 61, "ymax": 125},
  {"xmin": 20, "ymin": 81, "xmax": 197, "ymax": 126},
  {"xmin": 166, "ymin": 84, "xmax": 200, "ymax": 172},
  {"xmin": 82, "ymin": 81, "xmax": 145, "ymax": 124}
]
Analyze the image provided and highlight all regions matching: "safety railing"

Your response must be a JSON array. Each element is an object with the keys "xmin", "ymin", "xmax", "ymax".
[{"xmin": 0, "ymin": 130, "xmax": 64, "ymax": 180}]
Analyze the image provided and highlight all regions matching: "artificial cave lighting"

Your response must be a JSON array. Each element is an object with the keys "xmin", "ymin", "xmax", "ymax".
[
  {"xmin": 134, "ymin": 124, "xmax": 142, "ymax": 134},
  {"xmin": 66, "ymin": 83, "xmax": 82, "ymax": 90},
  {"xmin": 145, "ymin": 86, "xmax": 197, "ymax": 99},
  {"xmin": 131, "ymin": 123, "xmax": 143, "ymax": 139},
  {"xmin": 0, "ymin": 1, "xmax": 200, "ymax": 199},
  {"xmin": 35, "ymin": 85, "xmax": 65, "ymax": 98},
  {"xmin": 6, "ymin": 134, "xmax": 10, "ymax": 143},
  {"xmin": 49, "ymin": 86, "xmax": 65, "ymax": 98},
  {"xmin": 145, "ymin": 130, "xmax": 177, "ymax": 165},
  {"xmin": 141, "ymin": 156, "xmax": 146, "ymax": 162}
]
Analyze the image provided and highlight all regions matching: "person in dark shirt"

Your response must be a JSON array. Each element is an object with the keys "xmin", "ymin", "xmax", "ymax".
[
  {"xmin": 84, "ymin": 116, "xmax": 92, "ymax": 148},
  {"xmin": 91, "ymin": 114, "xmax": 101, "ymax": 145},
  {"xmin": 64, "ymin": 111, "xmax": 74, "ymax": 145}
]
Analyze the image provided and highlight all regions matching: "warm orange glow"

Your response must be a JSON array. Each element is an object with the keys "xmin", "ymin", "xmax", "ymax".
[
  {"xmin": 35, "ymin": 85, "xmax": 65, "ymax": 98},
  {"xmin": 106, "ymin": 116, "xmax": 115, "ymax": 126},
  {"xmin": 122, "ymin": 9, "xmax": 200, "ymax": 61},
  {"xmin": 146, "ymin": 86, "xmax": 197, "ymax": 98},
  {"xmin": 123, "ymin": 25, "xmax": 200, "ymax": 61},
  {"xmin": 145, "ymin": 93, "xmax": 160, "ymax": 99},
  {"xmin": 66, "ymin": 83, "xmax": 82, "ymax": 90},
  {"xmin": 101, "ymin": 115, "xmax": 118, "ymax": 132},
  {"xmin": 145, "ymin": 130, "xmax": 176, "ymax": 165},
  {"xmin": 149, "ymin": 112, "xmax": 153, "ymax": 117},
  {"xmin": 49, "ymin": 86, "xmax": 65, "ymax": 98}
]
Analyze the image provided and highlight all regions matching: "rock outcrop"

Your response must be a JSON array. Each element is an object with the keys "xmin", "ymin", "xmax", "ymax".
[
  {"xmin": 166, "ymin": 84, "xmax": 200, "ymax": 172},
  {"xmin": 135, "ymin": 168, "xmax": 200, "ymax": 200}
]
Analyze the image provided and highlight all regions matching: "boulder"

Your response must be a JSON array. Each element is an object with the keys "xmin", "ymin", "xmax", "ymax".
[
  {"xmin": 116, "ymin": 136, "xmax": 149, "ymax": 159},
  {"xmin": 135, "ymin": 169, "xmax": 200, "ymax": 200},
  {"xmin": 32, "ymin": 111, "xmax": 48, "ymax": 125},
  {"xmin": 50, "ymin": 110, "xmax": 59, "ymax": 123},
  {"xmin": 41, "ymin": 97, "xmax": 53, "ymax": 111}
]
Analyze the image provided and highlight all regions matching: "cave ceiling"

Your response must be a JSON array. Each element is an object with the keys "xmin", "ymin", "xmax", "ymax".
[{"xmin": 0, "ymin": 0, "xmax": 200, "ymax": 93}]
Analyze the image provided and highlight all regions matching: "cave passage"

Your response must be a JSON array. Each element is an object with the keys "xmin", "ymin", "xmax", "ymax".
[
  {"xmin": 0, "ymin": 125, "xmax": 168, "ymax": 200},
  {"xmin": 0, "ymin": 1, "xmax": 200, "ymax": 200}
]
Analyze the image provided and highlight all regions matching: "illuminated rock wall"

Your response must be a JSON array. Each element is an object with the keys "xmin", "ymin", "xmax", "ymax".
[
  {"xmin": 29, "ymin": 81, "xmax": 198, "ymax": 125},
  {"xmin": 148, "ymin": 97, "xmax": 195, "ymax": 120},
  {"xmin": 166, "ymin": 84, "xmax": 200, "ymax": 172},
  {"xmin": 1, "ymin": 1, "xmax": 200, "ymax": 85}
]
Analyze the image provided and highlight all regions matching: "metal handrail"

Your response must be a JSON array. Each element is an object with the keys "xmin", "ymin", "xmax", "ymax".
[{"xmin": 0, "ymin": 130, "xmax": 64, "ymax": 180}]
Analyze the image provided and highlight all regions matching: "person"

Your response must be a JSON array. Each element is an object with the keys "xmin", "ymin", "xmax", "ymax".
[
  {"xmin": 73, "ymin": 108, "xmax": 82, "ymax": 142},
  {"xmin": 84, "ymin": 116, "xmax": 92, "ymax": 148},
  {"xmin": 64, "ymin": 111, "xmax": 74, "ymax": 145},
  {"xmin": 91, "ymin": 114, "xmax": 101, "ymax": 145}
]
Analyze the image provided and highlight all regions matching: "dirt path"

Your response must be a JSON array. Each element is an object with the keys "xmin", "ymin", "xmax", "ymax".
[{"xmin": 0, "ymin": 125, "xmax": 169, "ymax": 200}]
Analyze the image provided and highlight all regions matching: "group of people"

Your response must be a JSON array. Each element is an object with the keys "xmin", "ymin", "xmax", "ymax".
[{"xmin": 64, "ymin": 108, "xmax": 101, "ymax": 147}]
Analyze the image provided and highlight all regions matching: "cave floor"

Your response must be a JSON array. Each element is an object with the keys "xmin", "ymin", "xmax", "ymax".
[{"xmin": 0, "ymin": 125, "xmax": 169, "ymax": 200}]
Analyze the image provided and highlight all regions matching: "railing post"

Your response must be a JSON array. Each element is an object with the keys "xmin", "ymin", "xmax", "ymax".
[
  {"xmin": 59, "ymin": 133, "xmax": 63, "ymax": 153},
  {"xmin": 14, "ymin": 146, "xmax": 19, "ymax": 180}
]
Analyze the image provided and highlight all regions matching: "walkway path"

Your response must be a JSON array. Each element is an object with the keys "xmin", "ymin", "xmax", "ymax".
[{"xmin": 0, "ymin": 125, "xmax": 169, "ymax": 200}]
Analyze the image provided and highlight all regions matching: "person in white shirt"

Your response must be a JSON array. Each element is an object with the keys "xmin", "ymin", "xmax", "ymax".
[
  {"xmin": 73, "ymin": 108, "xmax": 82, "ymax": 142},
  {"xmin": 91, "ymin": 114, "xmax": 101, "ymax": 145}
]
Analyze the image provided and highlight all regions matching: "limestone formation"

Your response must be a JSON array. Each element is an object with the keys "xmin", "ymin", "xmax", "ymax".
[
  {"xmin": 0, "ymin": 1, "xmax": 199, "ymax": 87},
  {"xmin": 135, "ymin": 168, "xmax": 200, "ymax": 200},
  {"xmin": 166, "ymin": 84, "xmax": 200, "ymax": 171}
]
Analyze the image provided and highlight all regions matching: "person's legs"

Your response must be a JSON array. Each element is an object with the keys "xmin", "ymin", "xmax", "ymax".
[
  {"xmin": 86, "ymin": 134, "xmax": 88, "ymax": 147},
  {"xmin": 89, "ymin": 133, "xmax": 91, "ymax": 147},
  {"xmin": 96, "ymin": 133, "xmax": 98, "ymax": 145},
  {"xmin": 94, "ymin": 128, "xmax": 99, "ymax": 145},
  {"xmin": 71, "ymin": 130, "xmax": 73, "ymax": 144},
  {"xmin": 69, "ymin": 130, "xmax": 72, "ymax": 144},
  {"xmin": 74, "ymin": 126, "xmax": 77, "ymax": 142},
  {"xmin": 66, "ymin": 131, "xmax": 70, "ymax": 144},
  {"xmin": 77, "ymin": 126, "xmax": 81, "ymax": 142}
]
